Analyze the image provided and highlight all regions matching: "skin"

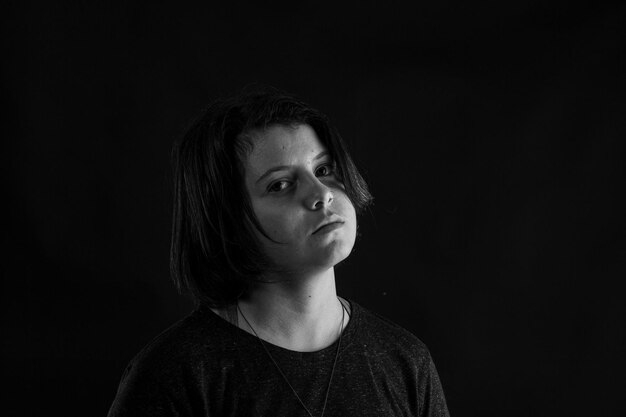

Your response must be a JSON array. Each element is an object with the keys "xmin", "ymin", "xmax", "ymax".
[{"xmin": 220, "ymin": 124, "xmax": 357, "ymax": 352}]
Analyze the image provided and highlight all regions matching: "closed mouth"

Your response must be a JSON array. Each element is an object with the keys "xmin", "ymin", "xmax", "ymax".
[{"xmin": 313, "ymin": 221, "xmax": 344, "ymax": 234}]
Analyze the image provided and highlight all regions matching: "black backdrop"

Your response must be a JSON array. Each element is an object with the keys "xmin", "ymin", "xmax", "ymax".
[{"xmin": 3, "ymin": 2, "xmax": 625, "ymax": 416}]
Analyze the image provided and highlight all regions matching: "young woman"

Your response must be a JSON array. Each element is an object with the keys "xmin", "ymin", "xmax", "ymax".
[{"xmin": 108, "ymin": 88, "xmax": 450, "ymax": 416}]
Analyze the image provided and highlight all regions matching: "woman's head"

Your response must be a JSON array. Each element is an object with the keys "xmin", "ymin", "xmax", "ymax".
[{"xmin": 171, "ymin": 87, "xmax": 373, "ymax": 307}]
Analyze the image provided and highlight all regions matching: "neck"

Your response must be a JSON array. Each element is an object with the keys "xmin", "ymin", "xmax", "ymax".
[{"xmin": 237, "ymin": 267, "xmax": 347, "ymax": 352}]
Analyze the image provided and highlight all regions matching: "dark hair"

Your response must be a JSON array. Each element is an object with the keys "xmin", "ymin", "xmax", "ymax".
[{"xmin": 170, "ymin": 86, "xmax": 373, "ymax": 307}]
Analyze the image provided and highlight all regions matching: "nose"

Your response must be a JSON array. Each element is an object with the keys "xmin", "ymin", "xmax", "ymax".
[{"xmin": 305, "ymin": 178, "xmax": 334, "ymax": 210}]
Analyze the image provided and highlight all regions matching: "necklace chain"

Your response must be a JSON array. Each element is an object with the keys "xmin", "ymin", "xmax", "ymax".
[{"xmin": 237, "ymin": 299, "xmax": 346, "ymax": 417}]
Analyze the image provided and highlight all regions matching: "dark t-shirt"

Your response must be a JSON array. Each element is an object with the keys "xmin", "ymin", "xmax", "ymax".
[{"xmin": 108, "ymin": 299, "xmax": 450, "ymax": 416}]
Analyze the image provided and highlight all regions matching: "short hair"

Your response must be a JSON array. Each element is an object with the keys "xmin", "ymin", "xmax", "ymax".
[{"xmin": 170, "ymin": 86, "xmax": 373, "ymax": 307}]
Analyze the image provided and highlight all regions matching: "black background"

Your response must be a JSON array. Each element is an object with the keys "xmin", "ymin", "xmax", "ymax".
[{"xmin": 3, "ymin": 1, "xmax": 625, "ymax": 416}]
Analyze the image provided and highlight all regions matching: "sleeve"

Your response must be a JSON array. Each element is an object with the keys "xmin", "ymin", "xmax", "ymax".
[
  {"xmin": 418, "ymin": 351, "xmax": 450, "ymax": 417},
  {"xmin": 107, "ymin": 356, "xmax": 196, "ymax": 417}
]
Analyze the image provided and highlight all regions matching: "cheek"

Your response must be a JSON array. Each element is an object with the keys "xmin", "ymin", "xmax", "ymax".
[
  {"xmin": 253, "ymin": 202, "xmax": 299, "ymax": 241},
  {"xmin": 336, "ymin": 192, "xmax": 357, "ymax": 220},
  {"xmin": 332, "ymin": 192, "xmax": 358, "ymax": 237},
  {"xmin": 259, "ymin": 215, "xmax": 286, "ymax": 237}
]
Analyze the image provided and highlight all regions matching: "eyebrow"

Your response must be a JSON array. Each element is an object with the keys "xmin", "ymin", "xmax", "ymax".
[{"xmin": 255, "ymin": 151, "xmax": 330, "ymax": 185}]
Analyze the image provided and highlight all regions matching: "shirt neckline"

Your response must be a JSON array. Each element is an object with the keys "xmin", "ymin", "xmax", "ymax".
[{"xmin": 201, "ymin": 298, "xmax": 359, "ymax": 357}]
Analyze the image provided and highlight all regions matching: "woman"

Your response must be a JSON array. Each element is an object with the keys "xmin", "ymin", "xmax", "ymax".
[{"xmin": 108, "ymin": 88, "xmax": 450, "ymax": 416}]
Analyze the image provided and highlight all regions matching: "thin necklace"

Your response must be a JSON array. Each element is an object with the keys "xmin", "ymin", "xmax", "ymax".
[{"xmin": 237, "ymin": 298, "xmax": 346, "ymax": 417}]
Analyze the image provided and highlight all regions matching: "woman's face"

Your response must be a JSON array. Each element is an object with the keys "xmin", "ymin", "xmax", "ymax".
[{"xmin": 243, "ymin": 124, "xmax": 357, "ymax": 276}]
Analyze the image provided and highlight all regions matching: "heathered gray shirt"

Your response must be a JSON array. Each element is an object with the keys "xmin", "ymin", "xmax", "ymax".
[{"xmin": 108, "ymin": 299, "xmax": 450, "ymax": 416}]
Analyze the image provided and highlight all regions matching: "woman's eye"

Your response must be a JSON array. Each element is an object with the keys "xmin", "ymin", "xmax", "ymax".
[
  {"xmin": 315, "ymin": 164, "xmax": 335, "ymax": 177},
  {"xmin": 267, "ymin": 165, "xmax": 335, "ymax": 193},
  {"xmin": 268, "ymin": 180, "xmax": 290, "ymax": 193}
]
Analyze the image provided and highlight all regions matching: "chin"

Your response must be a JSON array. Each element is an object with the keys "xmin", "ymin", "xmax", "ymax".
[{"xmin": 316, "ymin": 236, "xmax": 355, "ymax": 268}]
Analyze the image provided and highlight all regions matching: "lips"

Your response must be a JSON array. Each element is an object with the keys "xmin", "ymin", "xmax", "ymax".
[{"xmin": 313, "ymin": 220, "xmax": 344, "ymax": 234}]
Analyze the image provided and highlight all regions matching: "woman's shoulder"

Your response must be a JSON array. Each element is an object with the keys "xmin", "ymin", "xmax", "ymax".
[
  {"xmin": 350, "ymin": 300, "xmax": 431, "ymax": 358},
  {"xmin": 123, "ymin": 306, "xmax": 234, "ymax": 376},
  {"xmin": 108, "ymin": 307, "xmax": 233, "ymax": 415}
]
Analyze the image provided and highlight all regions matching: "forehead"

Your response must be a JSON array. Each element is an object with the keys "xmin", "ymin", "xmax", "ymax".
[{"xmin": 245, "ymin": 124, "xmax": 328, "ymax": 169}]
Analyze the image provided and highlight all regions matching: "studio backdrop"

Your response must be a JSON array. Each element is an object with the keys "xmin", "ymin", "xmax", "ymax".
[{"xmin": 3, "ymin": 2, "xmax": 625, "ymax": 416}]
